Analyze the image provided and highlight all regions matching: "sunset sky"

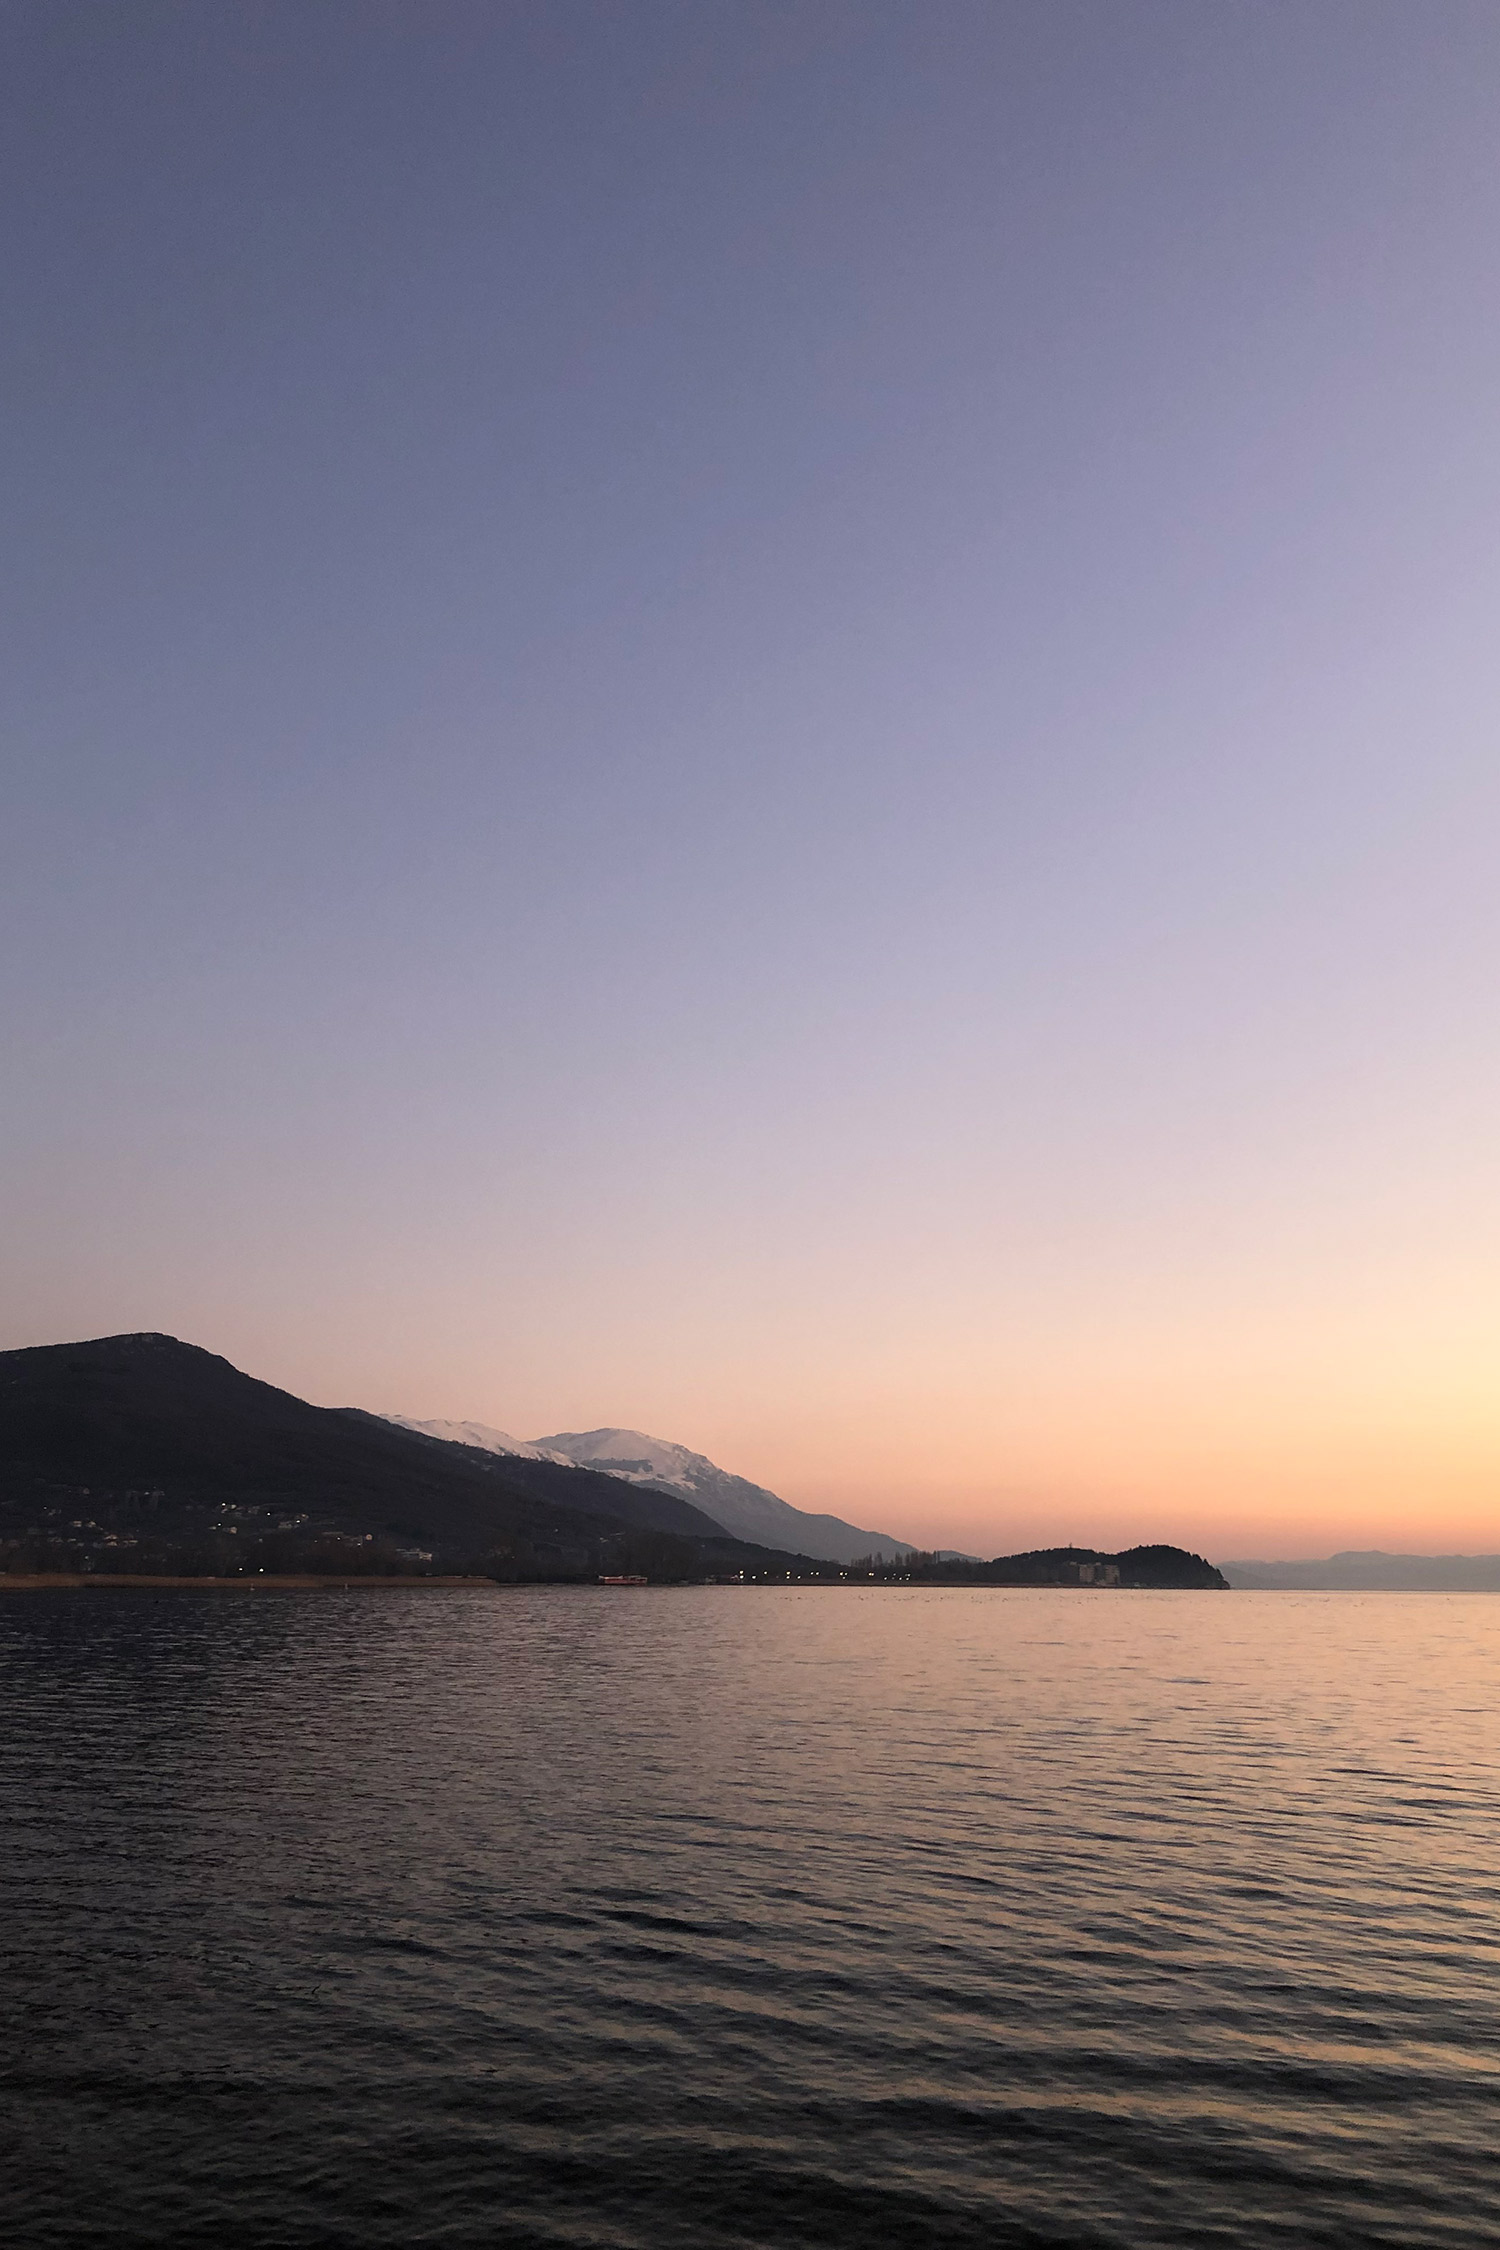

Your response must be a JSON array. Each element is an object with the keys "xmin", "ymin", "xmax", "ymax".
[{"xmin": 5, "ymin": 3, "xmax": 1499, "ymax": 1559}]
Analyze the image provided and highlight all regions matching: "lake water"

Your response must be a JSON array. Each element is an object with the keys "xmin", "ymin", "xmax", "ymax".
[{"xmin": 4, "ymin": 1586, "xmax": 1498, "ymax": 2247}]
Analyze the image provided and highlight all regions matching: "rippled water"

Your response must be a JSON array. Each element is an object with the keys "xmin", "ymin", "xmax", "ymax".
[{"xmin": 4, "ymin": 1587, "xmax": 1498, "ymax": 2247}]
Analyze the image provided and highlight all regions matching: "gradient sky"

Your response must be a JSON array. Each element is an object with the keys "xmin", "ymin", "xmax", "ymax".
[{"xmin": 5, "ymin": 2, "xmax": 1500, "ymax": 1559}]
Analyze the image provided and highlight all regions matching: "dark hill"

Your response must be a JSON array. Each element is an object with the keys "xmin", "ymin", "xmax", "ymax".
[
  {"xmin": 0, "ymin": 1333, "xmax": 816, "ymax": 1579},
  {"xmin": 888, "ymin": 1544, "xmax": 1227, "ymax": 1589}
]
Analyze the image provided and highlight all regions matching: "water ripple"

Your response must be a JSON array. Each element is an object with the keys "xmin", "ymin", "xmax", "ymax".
[{"xmin": 3, "ymin": 1586, "xmax": 1499, "ymax": 2246}]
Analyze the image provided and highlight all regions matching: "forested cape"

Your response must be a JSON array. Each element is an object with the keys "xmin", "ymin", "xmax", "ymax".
[{"xmin": 0, "ymin": 1334, "xmax": 1222, "ymax": 1587}]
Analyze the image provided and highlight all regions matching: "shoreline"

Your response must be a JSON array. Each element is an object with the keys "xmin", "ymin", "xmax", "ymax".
[{"xmin": 0, "ymin": 1572, "xmax": 491, "ymax": 1591}]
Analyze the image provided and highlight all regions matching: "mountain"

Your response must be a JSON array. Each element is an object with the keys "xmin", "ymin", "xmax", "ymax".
[
  {"xmin": 1, "ymin": 1336, "xmax": 1220, "ymax": 1592},
  {"xmin": 0, "ymin": 1334, "xmax": 825, "ymax": 1581},
  {"xmin": 381, "ymin": 1417, "xmax": 915, "ymax": 1563},
  {"xmin": 386, "ymin": 1417, "xmax": 573, "ymax": 1465},
  {"xmin": 1219, "ymin": 1551, "xmax": 1500, "ymax": 1591},
  {"xmin": 526, "ymin": 1428, "xmax": 917, "ymax": 1565}
]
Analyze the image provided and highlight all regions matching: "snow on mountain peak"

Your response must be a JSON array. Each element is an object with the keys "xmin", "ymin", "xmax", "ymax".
[
  {"xmin": 527, "ymin": 1428, "xmax": 709, "ymax": 1490},
  {"xmin": 529, "ymin": 1428, "xmax": 915, "ymax": 1564},
  {"xmin": 381, "ymin": 1414, "xmax": 916, "ymax": 1565},
  {"xmin": 384, "ymin": 1416, "xmax": 573, "ymax": 1465}
]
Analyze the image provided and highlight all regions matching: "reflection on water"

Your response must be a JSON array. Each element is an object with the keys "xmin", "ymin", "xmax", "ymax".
[{"xmin": 4, "ymin": 1586, "xmax": 1498, "ymax": 2247}]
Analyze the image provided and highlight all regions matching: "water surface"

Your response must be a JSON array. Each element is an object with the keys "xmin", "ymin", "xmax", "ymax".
[{"xmin": 4, "ymin": 1587, "xmax": 1498, "ymax": 2246}]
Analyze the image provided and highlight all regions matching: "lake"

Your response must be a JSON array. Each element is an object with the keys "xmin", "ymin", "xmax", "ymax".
[{"xmin": 4, "ymin": 1585, "xmax": 1498, "ymax": 2246}]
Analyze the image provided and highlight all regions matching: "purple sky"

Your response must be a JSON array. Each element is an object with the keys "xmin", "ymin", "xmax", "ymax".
[{"xmin": 5, "ymin": 3, "xmax": 1500, "ymax": 1555}]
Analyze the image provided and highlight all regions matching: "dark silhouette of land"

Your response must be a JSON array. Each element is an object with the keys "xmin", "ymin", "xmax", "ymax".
[
  {"xmin": 0, "ymin": 1333, "xmax": 808, "ymax": 1581},
  {"xmin": 0, "ymin": 1333, "xmax": 1223, "ymax": 1589},
  {"xmin": 871, "ymin": 1545, "xmax": 1226, "ymax": 1589}
]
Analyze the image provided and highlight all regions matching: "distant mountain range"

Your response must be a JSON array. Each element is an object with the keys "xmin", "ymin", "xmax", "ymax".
[
  {"xmin": 0, "ymin": 1333, "xmax": 1223, "ymax": 1591},
  {"xmin": 1220, "ymin": 1551, "xmax": 1500, "ymax": 1591},
  {"xmin": 0, "ymin": 1334, "xmax": 817, "ymax": 1581},
  {"xmin": 387, "ymin": 1418, "xmax": 916, "ymax": 1564}
]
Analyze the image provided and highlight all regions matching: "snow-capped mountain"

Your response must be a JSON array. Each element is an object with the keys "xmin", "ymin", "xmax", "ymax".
[
  {"xmin": 384, "ymin": 1417, "xmax": 573, "ymax": 1465},
  {"xmin": 529, "ymin": 1428, "xmax": 915, "ymax": 1566},
  {"xmin": 380, "ymin": 1414, "xmax": 914, "ymax": 1565}
]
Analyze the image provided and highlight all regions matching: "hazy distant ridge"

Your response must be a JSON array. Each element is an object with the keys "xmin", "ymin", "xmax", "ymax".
[{"xmin": 1220, "ymin": 1551, "xmax": 1500, "ymax": 1591}]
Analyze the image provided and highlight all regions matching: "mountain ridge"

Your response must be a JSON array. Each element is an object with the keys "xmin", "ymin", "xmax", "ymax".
[
  {"xmin": 384, "ymin": 1416, "xmax": 574, "ymax": 1465},
  {"xmin": 0, "ymin": 1334, "xmax": 819, "ymax": 1580},
  {"xmin": 0, "ymin": 1334, "xmax": 1224, "ymax": 1592},
  {"xmin": 388, "ymin": 1416, "xmax": 916, "ymax": 1565}
]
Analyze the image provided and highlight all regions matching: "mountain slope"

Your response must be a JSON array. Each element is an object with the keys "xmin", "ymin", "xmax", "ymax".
[
  {"xmin": 0, "ymin": 1334, "xmax": 817, "ymax": 1578},
  {"xmin": 387, "ymin": 1416, "xmax": 572, "ymax": 1464},
  {"xmin": 342, "ymin": 1413, "xmax": 738, "ymax": 1542},
  {"xmin": 530, "ymin": 1428, "xmax": 916, "ymax": 1564},
  {"xmin": 380, "ymin": 1416, "xmax": 914, "ymax": 1562}
]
